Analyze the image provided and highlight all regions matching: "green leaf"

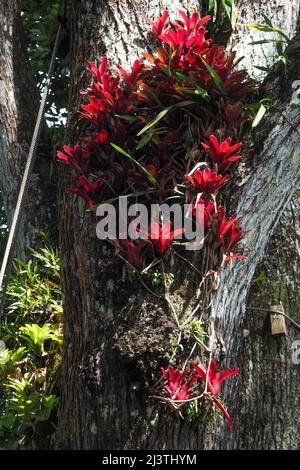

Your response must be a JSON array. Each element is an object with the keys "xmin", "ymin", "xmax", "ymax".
[
  {"xmin": 194, "ymin": 88, "xmax": 209, "ymax": 98},
  {"xmin": 173, "ymin": 100, "xmax": 195, "ymax": 108},
  {"xmin": 160, "ymin": 65, "xmax": 173, "ymax": 77},
  {"xmin": 181, "ymin": 88, "xmax": 209, "ymax": 99},
  {"xmin": 261, "ymin": 14, "xmax": 273, "ymax": 28},
  {"xmin": 246, "ymin": 23, "xmax": 289, "ymax": 42},
  {"xmin": 200, "ymin": 58, "xmax": 227, "ymax": 95},
  {"xmin": 136, "ymin": 132, "xmax": 153, "ymax": 150},
  {"xmin": 110, "ymin": 143, "xmax": 131, "ymax": 158},
  {"xmin": 208, "ymin": 0, "xmax": 215, "ymax": 11},
  {"xmin": 137, "ymin": 100, "xmax": 194, "ymax": 136},
  {"xmin": 231, "ymin": 2, "xmax": 237, "ymax": 27},
  {"xmin": 174, "ymin": 71, "xmax": 195, "ymax": 84},
  {"xmin": 252, "ymin": 104, "xmax": 267, "ymax": 128},
  {"xmin": 111, "ymin": 143, "xmax": 157, "ymax": 185},
  {"xmin": 115, "ymin": 114, "xmax": 138, "ymax": 122},
  {"xmin": 248, "ymin": 39, "xmax": 279, "ymax": 46},
  {"xmin": 221, "ymin": 0, "xmax": 237, "ymax": 27},
  {"xmin": 244, "ymin": 98, "xmax": 272, "ymax": 111},
  {"xmin": 253, "ymin": 65, "xmax": 273, "ymax": 73},
  {"xmin": 279, "ymin": 54, "xmax": 287, "ymax": 65},
  {"xmin": 137, "ymin": 108, "xmax": 171, "ymax": 136},
  {"xmin": 10, "ymin": 347, "xmax": 27, "ymax": 363}
]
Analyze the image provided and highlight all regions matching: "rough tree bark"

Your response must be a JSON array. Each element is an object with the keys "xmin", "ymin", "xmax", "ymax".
[
  {"xmin": 56, "ymin": 0, "xmax": 300, "ymax": 449},
  {"xmin": 0, "ymin": 0, "xmax": 57, "ymax": 258}
]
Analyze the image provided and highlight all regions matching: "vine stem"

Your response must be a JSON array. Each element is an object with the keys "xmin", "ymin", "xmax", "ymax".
[
  {"xmin": 150, "ymin": 392, "xmax": 205, "ymax": 406},
  {"xmin": 181, "ymin": 270, "xmax": 214, "ymax": 328},
  {"xmin": 174, "ymin": 251, "xmax": 202, "ymax": 275},
  {"xmin": 182, "ymin": 341, "xmax": 198, "ymax": 370}
]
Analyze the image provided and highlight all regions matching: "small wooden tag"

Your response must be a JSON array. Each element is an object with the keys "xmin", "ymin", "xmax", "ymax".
[{"xmin": 270, "ymin": 305, "xmax": 287, "ymax": 336}]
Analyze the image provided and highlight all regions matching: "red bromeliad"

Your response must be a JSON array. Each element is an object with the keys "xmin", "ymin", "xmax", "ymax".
[
  {"xmin": 145, "ymin": 9, "xmax": 169, "ymax": 37},
  {"xmin": 57, "ymin": 144, "xmax": 91, "ymax": 174},
  {"xmin": 69, "ymin": 175, "xmax": 105, "ymax": 207},
  {"xmin": 193, "ymin": 359, "xmax": 239, "ymax": 396},
  {"xmin": 119, "ymin": 239, "xmax": 147, "ymax": 271},
  {"xmin": 216, "ymin": 208, "xmax": 245, "ymax": 260},
  {"xmin": 161, "ymin": 366, "xmax": 197, "ymax": 401},
  {"xmin": 185, "ymin": 167, "xmax": 228, "ymax": 194},
  {"xmin": 143, "ymin": 220, "xmax": 185, "ymax": 257},
  {"xmin": 96, "ymin": 129, "xmax": 109, "ymax": 145},
  {"xmin": 202, "ymin": 135, "xmax": 242, "ymax": 173},
  {"xmin": 159, "ymin": 14, "xmax": 211, "ymax": 55},
  {"xmin": 193, "ymin": 359, "xmax": 239, "ymax": 431},
  {"xmin": 190, "ymin": 199, "xmax": 217, "ymax": 231}
]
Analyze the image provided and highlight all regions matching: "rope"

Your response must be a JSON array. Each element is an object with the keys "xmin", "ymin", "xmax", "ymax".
[{"xmin": 0, "ymin": 23, "xmax": 62, "ymax": 321}]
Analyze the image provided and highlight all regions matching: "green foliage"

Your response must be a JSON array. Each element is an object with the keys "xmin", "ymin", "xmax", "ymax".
[
  {"xmin": 0, "ymin": 245, "xmax": 62, "ymax": 449},
  {"xmin": 185, "ymin": 398, "xmax": 202, "ymax": 423},
  {"xmin": 202, "ymin": 0, "xmax": 237, "ymax": 42},
  {"xmin": 251, "ymin": 271, "xmax": 267, "ymax": 285},
  {"xmin": 144, "ymin": 270, "xmax": 164, "ymax": 287},
  {"xmin": 251, "ymin": 103, "xmax": 267, "ymax": 128},
  {"xmin": 200, "ymin": 58, "xmax": 227, "ymax": 94},
  {"xmin": 189, "ymin": 320, "xmax": 209, "ymax": 344},
  {"xmin": 19, "ymin": 323, "xmax": 62, "ymax": 357},
  {"xmin": 137, "ymin": 100, "xmax": 195, "ymax": 136},
  {"xmin": 184, "ymin": 396, "xmax": 217, "ymax": 428},
  {"xmin": 0, "ymin": 347, "xmax": 27, "ymax": 373},
  {"xmin": 244, "ymin": 98, "xmax": 272, "ymax": 128},
  {"xmin": 31, "ymin": 246, "xmax": 60, "ymax": 274},
  {"xmin": 247, "ymin": 15, "xmax": 290, "ymax": 67},
  {"xmin": 4, "ymin": 253, "xmax": 61, "ymax": 324},
  {"xmin": 111, "ymin": 143, "xmax": 157, "ymax": 185},
  {"xmin": 20, "ymin": 0, "xmax": 70, "ymax": 127}
]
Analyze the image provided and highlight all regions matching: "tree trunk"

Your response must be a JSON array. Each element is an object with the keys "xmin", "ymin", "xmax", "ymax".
[
  {"xmin": 0, "ymin": 0, "xmax": 57, "ymax": 258},
  {"xmin": 56, "ymin": 0, "xmax": 300, "ymax": 449},
  {"xmin": 232, "ymin": 193, "xmax": 300, "ymax": 450}
]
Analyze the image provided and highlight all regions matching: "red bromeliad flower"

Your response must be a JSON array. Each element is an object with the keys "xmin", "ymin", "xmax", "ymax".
[
  {"xmin": 144, "ymin": 10, "xmax": 212, "ymax": 72},
  {"xmin": 185, "ymin": 167, "xmax": 228, "ymax": 194},
  {"xmin": 143, "ymin": 10, "xmax": 254, "ymax": 99},
  {"xmin": 175, "ymin": 10, "xmax": 211, "ymax": 35},
  {"xmin": 95, "ymin": 129, "xmax": 108, "ymax": 145},
  {"xmin": 145, "ymin": 220, "xmax": 185, "ymax": 256},
  {"xmin": 119, "ymin": 239, "xmax": 147, "ymax": 271},
  {"xmin": 86, "ymin": 57, "xmax": 120, "ymax": 98},
  {"xmin": 159, "ymin": 20, "xmax": 209, "ymax": 55},
  {"xmin": 217, "ymin": 208, "xmax": 245, "ymax": 260},
  {"xmin": 69, "ymin": 175, "xmax": 105, "ymax": 207},
  {"xmin": 193, "ymin": 359, "xmax": 239, "ymax": 431},
  {"xmin": 204, "ymin": 47, "xmax": 255, "ymax": 98},
  {"xmin": 190, "ymin": 199, "xmax": 217, "ymax": 231},
  {"xmin": 201, "ymin": 135, "xmax": 242, "ymax": 173},
  {"xmin": 82, "ymin": 57, "xmax": 131, "ymax": 117},
  {"xmin": 81, "ymin": 95, "xmax": 105, "ymax": 120},
  {"xmin": 161, "ymin": 366, "xmax": 197, "ymax": 401},
  {"xmin": 116, "ymin": 59, "xmax": 145, "ymax": 91},
  {"xmin": 193, "ymin": 359, "xmax": 239, "ymax": 396},
  {"xmin": 145, "ymin": 10, "xmax": 169, "ymax": 37},
  {"xmin": 57, "ymin": 144, "xmax": 91, "ymax": 174}
]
